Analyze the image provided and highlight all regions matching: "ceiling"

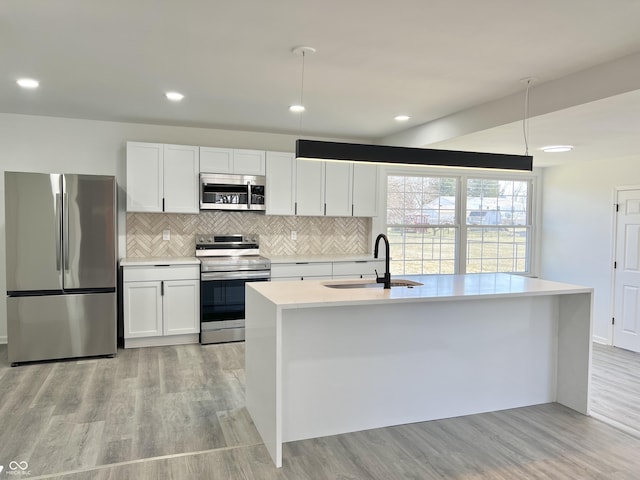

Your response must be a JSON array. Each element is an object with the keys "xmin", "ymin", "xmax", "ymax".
[{"xmin": 3, "ymin": 0, "xmax": 640, "ymax": 167}]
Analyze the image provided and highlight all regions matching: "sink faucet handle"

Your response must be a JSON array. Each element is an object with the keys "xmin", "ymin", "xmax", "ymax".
[{"xmin": 374, "ymin": 269, "xmax": 379, "ymax": 277}]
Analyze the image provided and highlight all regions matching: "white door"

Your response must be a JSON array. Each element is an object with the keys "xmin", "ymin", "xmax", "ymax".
[
  {"xmin": 163, "ymin": 279, "xmax": 200, "ymax": 335},
  {"xmin": 163, "ymin": 144, "xmax": 199, "ymax": 213},
  {"xmin": 325, "ymin": 162, "xmax": 352, "ymax": 217},
  {"xmin": 352, "ymin": 163, "xmax": 379, "ymax": 217},
  {"xmin": 126, "ymin": 142, "xmax": 163, "ymax": 212},
  {"xmin": 200, "ymin": 147, "xmax": 233, "ymax": 173},
  {"xmin": 234, "ymin": 149, "xmax": 266, "ymax": 175},
  {"xmin": 266, "ymin": 151, "xmax": 296, "ymax": 215},
  {"xmin": 123, "ymin": 281, "xmax": 163, "ymax": 338},
  {"xmin": 613, "ymin": 188, "xmax": 640, "ymax": 352},
  {"xmin": 296, "ymin": 159, "xmax": 325, "ymax": 216}
]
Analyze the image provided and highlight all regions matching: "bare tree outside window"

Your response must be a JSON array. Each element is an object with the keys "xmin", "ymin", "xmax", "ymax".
[{"xmin": 386, "ymin": 175, "xmax": 531, "ymax": 275}]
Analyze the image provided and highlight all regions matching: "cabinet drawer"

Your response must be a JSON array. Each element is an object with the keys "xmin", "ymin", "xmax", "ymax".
[
  {"xmin": 332, "ymin": 260, "xmax": 384, "ymax": 277},
  {"xmin": 270, "ymin": 262, "xmax": 332, "ymax": 279},
  {"xmin": 271, "ymin": 275, "xmax": 333, "ymax": 282},
  {"xmin": 123, "ymin": 265, "xmax": 199, "ymax": 282}
]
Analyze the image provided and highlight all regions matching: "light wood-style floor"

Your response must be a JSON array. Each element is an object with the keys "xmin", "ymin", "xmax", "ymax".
[
  {"xmin": 591, "ymin": 342, "xmax": 640, "ymax": 434},
  {"xmin": 1, "ymin": 342, "xmax": 639, "ymax": 479}
]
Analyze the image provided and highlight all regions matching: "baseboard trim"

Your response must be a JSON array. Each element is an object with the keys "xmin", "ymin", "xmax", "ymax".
[
  {"xmin": 124, "ymin": 334, "xmax": 199, "ymax": 349},
  {"xmin": 592, "ymin": 335, "xmax": 610, "ymax": 345}
]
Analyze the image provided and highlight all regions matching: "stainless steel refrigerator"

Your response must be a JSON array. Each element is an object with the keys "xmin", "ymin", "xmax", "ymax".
[{"xmin": 5, "ymin": 172, "xmax": 117, "ymax": 365}]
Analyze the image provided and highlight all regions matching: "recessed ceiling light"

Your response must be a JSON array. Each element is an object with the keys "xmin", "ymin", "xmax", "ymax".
[
  {"xmin": 541, "ymin": 145, "xmax": 573, "ymax": 153},
  {"xmin": 17, "ymin": 78, "xmax": 39, "ymax": 89},
  {"xmin": 289, "ymin": 105, "xmax": 305, "ymax": 113},
  {"xmin": 165, "ymin": 92, "xmax": 184, "ymax": 101},
  {"xmin": 394, "ymin": 115, "xmax": 410, "ymax": 121}
]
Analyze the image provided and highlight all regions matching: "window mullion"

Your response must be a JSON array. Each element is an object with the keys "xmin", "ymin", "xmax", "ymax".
[{"xmin": 458, "ymin": 176, "xmax": 467, "ymax": 274}]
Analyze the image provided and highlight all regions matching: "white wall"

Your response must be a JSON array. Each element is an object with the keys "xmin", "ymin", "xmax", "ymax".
[
  {"xmin": 0, "ymin": 112, "xmax": 362, "ymax": 343},
  {"xmin": 540, "ymin": 154, "xmax": 640, "ymax": 344}
]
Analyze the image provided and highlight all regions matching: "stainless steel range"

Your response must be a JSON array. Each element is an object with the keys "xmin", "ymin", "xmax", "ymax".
[{"xmin": 196, "ymin": 234, "xmax": 270, "ymax": 344}]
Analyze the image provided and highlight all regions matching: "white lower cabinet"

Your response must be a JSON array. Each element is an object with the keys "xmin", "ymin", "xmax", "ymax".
[
  {"xmin": 270, "ymin": 262, "xmax": 333, "ymax": 281},
  {"xmin": 123, "ymin": 265, "xmax": 199, "ymax": 347},
  {"xmin": 270, "ymin": 260, "xmax": 385, "ymax": 282},
  {"xmin": 332, "ymin": 260, "xmax": 386, "ymax": 279}
]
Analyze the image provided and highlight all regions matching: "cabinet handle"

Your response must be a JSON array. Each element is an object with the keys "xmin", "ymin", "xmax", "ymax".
[
  {"xmin": 352, "ymin": 204, "xmax": 354, "ymax": 216},
  {"xmin": 324, "ymin": 203, "xmax": 327, "ymax": 216},
  {"xmin": 295, "ymin": 202, "xmax": 297, "ymax": 215},
  {"xmin": 161, "ymin": 280, "xmax": 164, "ymax": 296},
  {"xmin": 162, "ymin": 198, "xmax": 165, "ymax": 212}
]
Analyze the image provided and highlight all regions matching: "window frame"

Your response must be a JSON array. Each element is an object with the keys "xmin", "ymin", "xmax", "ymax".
[{"xmin": 380, "ymin": 166, "xmax": 538, "ymax": 276}]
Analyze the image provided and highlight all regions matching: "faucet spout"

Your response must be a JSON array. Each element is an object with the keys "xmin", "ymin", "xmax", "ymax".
[{"xmin": 374, "ymin": 233, "xmax": 391, "ymax": 289}]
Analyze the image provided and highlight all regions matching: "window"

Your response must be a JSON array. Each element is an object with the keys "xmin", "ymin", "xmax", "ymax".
[
  {"xmin": 387, "ymin": 175, "xmax": 458, "ymax": 275},
  {"xmin": 465, "ymin": 179, "xmax": 530, "ymax": 273},
  {"xmin": 386, "ymin": 174, "xmax": 532, "ymax": 275}
]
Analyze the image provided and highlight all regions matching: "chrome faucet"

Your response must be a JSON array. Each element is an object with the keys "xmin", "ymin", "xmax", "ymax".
[{"xmin": 374, "ymin": 233, "xmax": 391, "ymax": 289}]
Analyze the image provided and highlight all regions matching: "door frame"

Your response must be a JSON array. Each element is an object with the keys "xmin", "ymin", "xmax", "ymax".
[{"xmin": 609, "ymin": 184, "xmax": 640, "ymax": 347}]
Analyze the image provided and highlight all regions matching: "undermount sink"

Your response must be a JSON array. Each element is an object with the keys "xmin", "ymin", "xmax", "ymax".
[{"xmin": 323, "ymin": 279, "xmax": 423, "ymax": 289}]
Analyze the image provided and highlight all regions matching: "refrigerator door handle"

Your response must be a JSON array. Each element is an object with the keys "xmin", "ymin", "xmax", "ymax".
[
  {"xmin": 55, "ymin": 193, "xmax": 62, "ymax": 271},
  {"xmin": 63, "ymin": 192, "xmax": 69, "ymax": 271}
]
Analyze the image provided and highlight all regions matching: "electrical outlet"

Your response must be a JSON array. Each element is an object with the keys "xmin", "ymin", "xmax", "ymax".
[
  {"xmin": 291, "ymin": 230, "xmax": 297, "ymax": 241},
  {"xmin": 162, "ymin": 229, "xmax": 170, "ymax": 241}
]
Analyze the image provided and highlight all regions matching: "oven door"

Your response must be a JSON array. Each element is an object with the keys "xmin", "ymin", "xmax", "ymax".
[{"xmin": 200, "ymin": 270, "xmax": 270, "ymax": 344}]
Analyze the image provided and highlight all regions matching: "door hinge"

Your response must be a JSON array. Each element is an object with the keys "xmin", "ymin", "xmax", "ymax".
[{"xmin": 612, "ymin": 317, "xmax": 615, "ymax": 325}]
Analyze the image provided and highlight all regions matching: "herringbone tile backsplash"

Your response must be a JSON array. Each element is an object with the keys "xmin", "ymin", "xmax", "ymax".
[{"xmin": 126, "ymin": 212, "xmax": 372, "ymax": 257}]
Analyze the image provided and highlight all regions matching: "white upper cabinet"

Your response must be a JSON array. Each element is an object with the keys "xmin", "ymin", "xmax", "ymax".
[
  {"xmin": 325, "ymin": 162, "xmax": 353, "ymax": 217},
  {"xmin": 352, "ymin": 163, "xmax": 379, "ymax": 217},
  {"xmin": 233, "ymin": 149, "xmax": 266, "ymax": 175},
  {"xmin": 163, "ymin": 144, "xmax": 199, "ymax": 213},
  {"xmin": 266, "ymin": 151, "xmax": 296, "ymax": 215},
  {"xmin": 126, "ymin": 142, "xmax": 164, "ymax": 212},
  {"xmin": 200, "ymin": 147, "xmax": 233, "ymax": 173},
  {"xmin": 126, "ymin": 142, "xmax": 199, "ymax": 214},
  {"xmin": 265, "ymin": 155, "xmax": 379, "ymax": 217},
  {"xmin": 200, "ymin": 147, "xmax": 265, "ymax": 175},
  {"xmin": 296, "ymin": 159, "xmax": 325, "ymax": 216}
]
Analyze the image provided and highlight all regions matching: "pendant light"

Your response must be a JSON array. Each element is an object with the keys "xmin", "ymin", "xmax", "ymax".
[
  {"xmin": 289, "ymin": 46, "xmax": 315, "ymax": 116},
  {"xmin": 293, "ymin": 53, "xmax": 533, "ymax": 171}
]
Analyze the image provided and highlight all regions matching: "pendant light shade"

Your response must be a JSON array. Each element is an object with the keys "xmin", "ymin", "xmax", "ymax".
[{"xmin": 296, "ymin": 139, "xmax": 533, "ymax": 171}]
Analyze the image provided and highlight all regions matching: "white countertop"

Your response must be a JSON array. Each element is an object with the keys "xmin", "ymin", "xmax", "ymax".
[
  {"xmin": 266, "ymin": 254, "xmax": 381, "ymax": 264},
  {"xmin": 248, "ymin": 273, "xmax": 592, "ymax": 309},
  {"xmin": 120, "ymin": 256, "xmax": 200, "ymax": 267}
]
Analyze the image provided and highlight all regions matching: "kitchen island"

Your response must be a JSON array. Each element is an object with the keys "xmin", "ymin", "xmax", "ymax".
[{"xmin": 245, "ymin": 273, "xmax": 593, "ymax": 467}]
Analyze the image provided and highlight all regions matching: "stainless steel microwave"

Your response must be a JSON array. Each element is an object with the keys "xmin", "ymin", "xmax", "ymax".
[{"xmin": 200, "ymin": 173, "xmax": 266, "ymax": 211}]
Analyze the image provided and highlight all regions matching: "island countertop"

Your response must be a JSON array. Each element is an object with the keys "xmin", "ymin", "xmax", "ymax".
[{"xmin": 248, "ymin": 273, "xmax": 592, "ymax": 309}]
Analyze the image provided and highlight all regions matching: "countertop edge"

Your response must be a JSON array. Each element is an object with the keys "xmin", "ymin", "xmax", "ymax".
[
  {"xmin": 247, "ymin": 273, "xmax": 593, "ymax": 309},
  {"xmin": 120, "ymin": 256, "xmax": 200, "ymax": 267}
]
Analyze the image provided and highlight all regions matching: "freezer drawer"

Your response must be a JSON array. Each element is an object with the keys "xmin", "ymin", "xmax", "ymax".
[{"xmin": 7, "ymin": 292, "xmax": 116, "ymax": 365}]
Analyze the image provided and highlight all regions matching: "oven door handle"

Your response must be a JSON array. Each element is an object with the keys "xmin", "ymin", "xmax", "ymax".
[{"xmin": 201, "ymin": 271, "xmax": 271, "ymax": 281}]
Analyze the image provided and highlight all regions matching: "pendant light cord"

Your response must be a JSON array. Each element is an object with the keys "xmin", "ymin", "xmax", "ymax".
[
  {"xmin": 298, "ymin": 50, "xmax": 306, "ymax": 137},
  {"xmin": 522, "ymin": 78, "xmax": 533, "ymax": 156}
]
